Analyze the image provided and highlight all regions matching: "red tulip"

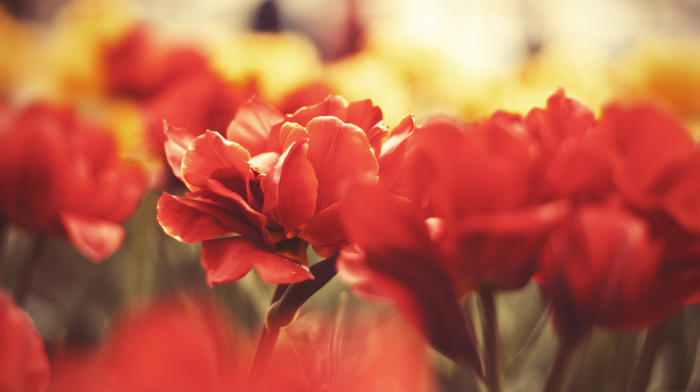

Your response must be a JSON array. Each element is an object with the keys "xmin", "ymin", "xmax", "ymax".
[
  {"xmin": 0, "ymin": 289, "xmax": 50, "ymax": 392},
  {"xmin": 0, "ymin": 102, "xmax": 148, "ymax": 261},
  {"xmin": 538, "ymin": 204, "xmax": 698, "ymax": 343},
  {"xmin": 528, "ymin": 95, "xmax": 700, "ymax": 341},
  {"xmin": 339, "ymin": 111, "xmax": 566, "ymax": 372},
  {"xmin": 158, "ymin": 96, "xmax": 412, "ymax": 286}
]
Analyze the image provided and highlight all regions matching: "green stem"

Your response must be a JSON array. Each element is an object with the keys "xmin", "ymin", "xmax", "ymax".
[
  {"xmin": 479, "ymin": 289, "xmax": 501, "ymax": 392},
  {"xmin": 628, "ymin": 321, "xmax": 667, "ymax": 392},
  {"xmin": 544, "ymin": 338, "xmax": 575, "ymax": 392},
  {"xmin": 14, "ymin": 234, "xmax": 46, "ymax": 307}
]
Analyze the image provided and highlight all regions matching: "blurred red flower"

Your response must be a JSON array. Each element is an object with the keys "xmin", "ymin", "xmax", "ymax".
[
  {"xmin": 339, "ymin": 110, "xmax": 566, "ymax": 372},
  {"xmin": 0, "ymin": 102, "xmax": 148, "ymax": 261},
  {"xmin": 103, "ymin": 24, "xmax": 249, "ymax": 152},
  {"xmin": 158, "ymin": 96, "xmax": 413, "ymax": 286},
  {"xmin": 538, "ymin": 204, "xmax": 700, "ymax": 343},
  {"xmin": 48, "ymin": 294, "xmax": 245, "ymax": 392},
  {"xmin": 529, "ymin": 95, "xmax": 700, "ymax": 341},
  {"xmin": 0, "ymin": 289, "xmax": 50, "ymax": 392},
  {"xmin": 263, "ymin": 308, "xmax": 437, "ymax": 392}
]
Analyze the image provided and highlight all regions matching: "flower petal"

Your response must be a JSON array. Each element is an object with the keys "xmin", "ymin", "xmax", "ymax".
[
  {"xmin": 157, "ymin": 193, "xmax": 260, "ymax": 243},
  {"xmin": 590, "ymin": 104, "xmax": 693, "ymax": 200},
  {"xmin": 377, "ymin": 114, "xmax": 415, "ymax": 190},
  {"xmin": 305, "ymin": 116, "xmax": 379, "ymax": 212},
  {"xmin": 0, "ymin": 290, "xmax": 50, "ymax": 392},
  {"xmin": 201, "ymin": 237, "xmax": 256, "ymax": 286},
  {"xmin": 163, "ymin": 120, "xmax": 196, "ymax": 180},
  {"xmin": 226, "ymin": 98, "xmax": 283, "ymax": 157},
  {"xmin": 340, "ymin": 183, "xmax": 483, "ymax": 373},
  {"xmin": 201, "ymin": 237, "xmax": 312, "ymax": 285},
  {"xmin": 524, "ymin": 90, "xmax": 595, "ymax": 155},
  {"xmin": 255, "ymin": 252, "xmax": 313, "ymax": 284},
  {"xmin": 181, "ymin": 130, "xmax": 252, "ymax": 193},
  {"xmin": 262, "ymin": 141, "xmax": 318, "ymax": 233},
  {"xmin": 60, "ymin": 212, "xmax": 125, "ymax": 262},
  {"xmin": 185, "ymin": 177, "xmax": 267, "ymax": 233},
  {"xmin": 298, "ymin": 201, "xmax": 345, "ymax": 247}
]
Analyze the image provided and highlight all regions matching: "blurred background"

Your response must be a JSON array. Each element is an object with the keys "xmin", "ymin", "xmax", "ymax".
[{"xmin": 1, "ymin": 0, "xmax": 700, "ymax": 391}]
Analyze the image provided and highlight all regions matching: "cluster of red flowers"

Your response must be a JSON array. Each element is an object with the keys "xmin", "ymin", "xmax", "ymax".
[
  {"xmin": 2, "ymin": 25, "xmax": 700, "ymax": 386},
  {"xmin": 154, "ymin": 89, "xmax": 700, "ymax": 385}
]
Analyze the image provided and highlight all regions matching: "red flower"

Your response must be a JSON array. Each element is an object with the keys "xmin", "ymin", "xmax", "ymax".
[
  {"xmin": 0, "ymin": 102, "xmax": 148, "ymax": 261},
  {"xmin": 0, "ymin": 289, "xmax": 50, "ymax": 392},
  {"xmin": 158, "ymin": 96, "xmax": 412, "ymax": 286},
  {"xmin": 339, "ymin": 111, "xmax": 565, "ymax": 371},
  {"xmin": 104, "ymin": 24, "xmax": 249, "ymax": 151},
  {"xmin": 538, "ymin": 204, "xmax": 699, "ymax": 343},
  {"xmin": 48, "ymin": 294, "xmax": 244, "ymax": 392},
  {"xmin": 528, "ymin": 94, "xmax": 700, "ymax": 340}
]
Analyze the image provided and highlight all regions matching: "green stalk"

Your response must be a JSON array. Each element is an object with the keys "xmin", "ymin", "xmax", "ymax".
[{"xmin": 479, "ymin": 289, "xmax": 502, "ymax": 392}]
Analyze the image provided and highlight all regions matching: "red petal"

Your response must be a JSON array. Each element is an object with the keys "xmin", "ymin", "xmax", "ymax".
[
  {"xmin": 0, "ymin": 290, "xmax": 50, "ymax": 392},
  {"xmin": 254, "ymin": 252, "xmax": 313, "ymax": 284},
  {"xmin": 62, "ymin": 164, "xmax": 149, "ymax": 225},
  {"xmin": 201, "ymin": 237, "xmax": 312, "ymax": 285},
  {"xmin": 591, "ymin": 105, "xmax": 693, "ymax": 198},
  {"xmin": 286, "ymin": 96, "xmax": 385, "ymax": 143},
  {"xmin": 298, "ymin": 201, "xmax": 345, "ymax": 247},
  {"xmin": 60, "ymin": 212, "xmax": 125, "ymax": 262},
  {"xmin": 377, "ymin": 115, "xmax": 415, "ymax": 190},
  {"xmin": 656, "ymin": 153, "xmax": 700, "ymax": 233},
  {"xmin": 343, "ymin": 99, "xmax": 387, "ymax": 153},
  {"xmin": 163, "ymin": 121, "xmax": 196, "ymax": 180},
  {"xmin": 285, "ymin": 96, "xmax": 347, "ymax": 127},
  {"xmin": 340, "ymin": 183, "xmax": 482, "ymax": 372},
  {"xmin": 181, "ymin": 131, "xmax": 252, "ymax": 192},
  {"xmin": 305, "ymin": 117, "xmax": 379, "ymax": 212},
  {"xmin": 157, "ymin": 193, "xmax": 261, "ymax": 243},
  {"xmin": 186, "ymin": 177, "xmax": 266, "ymax": 231},
  {"xmin": 226, "ymin": 99, "xmax": 283, "ymax": 157},
  {"xmin": 539, "ymin": 205, "xmax": 685, "ymax": 336},
  {"xmin": 262, "ymin": 141, "xmax": 318, "ymax": 233},
  {"xmin": 342, "ymin": 183, "xmax": 429, "ymax": 251},
  {"xmin": 278, "ymin": 122, "xmax": 309, "ymax": 151},
  {"xmin": 201, "ymin": 237, "xmax": 256, "ymax": 285},
  {"xmin": 524, "ymin": 90, "xmax": 595, "ymax": 155}
]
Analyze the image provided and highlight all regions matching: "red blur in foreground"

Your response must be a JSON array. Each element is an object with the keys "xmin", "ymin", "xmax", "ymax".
[
  {"xmin": 0, "ymin": 101, "xmax": 148, "ymax": 261},
  {"xmin": 264, "ymin": 308, "xmax": 436, "ymax": 392},
  {"xmin": 48, "ymin": 295, "xmax": 245, "ymax": 392},
  {"xmin": 48, "ymin": 294, "xmax": 436, "ymax": 392},
  {"xmin": 157, "ymin": 96, "xmax": 414, "ymax": 286},
  {"xmin": 0, "ymin": 289, "xmax": 50, "ymax": 392}
]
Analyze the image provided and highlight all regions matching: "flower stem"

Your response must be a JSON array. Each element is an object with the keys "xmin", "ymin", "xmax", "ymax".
[
  {"xmin": 628, "ymin": 321, "xmax": 667, "ymax": 392},
  {"xmin": 0, "ymin": 219, "xmax": 7, "ymax": 285},
  {"xmin": 14, "ymin": 234, "xmax": 46, "ymax": 307},
  {"xmin": 479, "ymin": 289, "xmax": 501, "ymax": 392},
  {"xmin": 544, "ymin": 338, "xmax": 575, "ymax": 392},
  {"xmin": 245, "ymin": 284, "xmax": 288, "ymax": 392},
  {"xmin": 246, "ymin": 324, "xmax": 281, "ymax": 392}
]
